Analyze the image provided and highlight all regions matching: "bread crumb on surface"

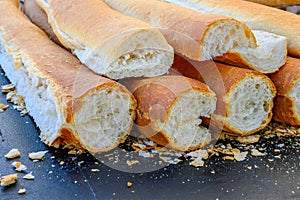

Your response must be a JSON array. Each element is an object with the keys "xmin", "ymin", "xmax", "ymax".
[
  {"xmin": 251, "ymin": 149, "xmax": 267, "ymax": 157},
  {"xmin": 18, "ymin": 188, "xmax": 26, "ymax": 195},
  {"xmin": 1, "ymin": 83, "xmax": 15, "ymax": 93},
  {"xmin": 23, "ymin": 172, "xmax": 34, "ymax": 180},
  {"xmin": 5, "ymin": 148, "xmax": 21, "ymax": 159},
  {"xmin": 1, "ymin": 174, "xmax": 18, "ymax": 187},
  {"xmin": 236, "ymin": 135, "xmax": 260, "ymax": 144},
  {"xmin": 0, "ymin": 103, "xmax": 9, "ymax": 112},
  {"xmin": 28, "ymin": 150, "xmax": 48, "ymax": 160},
  {"xmin": 12, "ymin": 161, "xmax": 27, "ymax": 172},
  {"xmin": 233, "ymin": 151, "xmax": 248, "ymax": 162},
  {"xmin": 127, "ymin": 182, "xmax": 133, "ymax": 188},
  {"xmin": 126, "ymin": 160, "xmax": 140, "ymax": 166},
  {"xmin": 91, "ymin": 169, "xmax": 99, "ymax": 173}
]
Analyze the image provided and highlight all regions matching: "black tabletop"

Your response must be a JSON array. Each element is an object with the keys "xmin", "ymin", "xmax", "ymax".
[{"xmin": 1, "ymin": 66, "xmax": 300, "ymax": 200}]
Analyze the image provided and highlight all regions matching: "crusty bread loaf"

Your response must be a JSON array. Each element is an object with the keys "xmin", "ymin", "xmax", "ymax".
[
  {"xmin": 245, "ymin": 0, "xmax": 300, "ymax": 7},
  {"xmin": 164, "ymin": 0, "xmax": 300, "ymax": 57},
  {"xmin": 215, "ymin": 30, "xmax": 287, "ymax": 74},
  {"xmin": 270, "ymin": 57, "xmax": 300, "ymax": 125},
  {"xmin": 122, "ymin": 75, "xmax": 216, "ymax": 151},
  {"xmin": 24, "ymin": 0, "xmax": 61, "ymax": 45},
  {"xmin": 103, "ymin": 0, "xmax": 257, "ymax": 61},
  {"xmin": 0, "ymin": 0, "xmax": 137, "ymax": 153},
  {"xmin": 35, "ymin": 0, "xmax": 174, "ymax": 79},
  {"xmin": 171, "ymin": 55, "xmax": 276, "ymax": 136}
]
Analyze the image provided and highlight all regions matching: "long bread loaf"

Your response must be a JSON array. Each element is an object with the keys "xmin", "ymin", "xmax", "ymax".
[
  {"xmin": 35, "ymin": 0, "xmax": 174, "ymax": 79},
  {"xmin": 164, "ymin": 0, "xmax": 300, "ymax": 58},
  {"xmin": 123, "ymin": 75, "xmax": 216, "ymax": 151},
  {"xmin": 171, "ymin": 55, "xmax": 276, "ymax": 136},
  {"xmin": 270, "ymin": 57, "xmax": 300, "ymax": 125},
  {"xmin": 0, "ymin": 0, "xmax": 137, "ymax": 153},
  {"xmin": 103, "ymin": 0, "xmax": 257, "ymax": 61}
]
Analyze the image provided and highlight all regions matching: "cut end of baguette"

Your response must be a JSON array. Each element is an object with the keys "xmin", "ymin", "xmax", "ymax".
[
  {"xmin": 217, "ymin": 30, "xmax": 287, "ymax": 73},
  {"xmin": 37, "ymin": 0, "xmax": 174, "ymax": 79},
  {"xmin": 201, "ymin": 19, "xmax": 256, "ymax": 60},
  {"xmin": 158, "ymin": 90, "xmax": 216, "ymax": 151},
  {"xmin": 225, "ymin": 75, "xmax": 275, "ymax": 134},
  {"xmin": 288, "ymin": 78, "xmax": 300, "ymax": 121},
  {"xmin": 74, "ymin": 86, "xmax": 136, "ymax": 153}
]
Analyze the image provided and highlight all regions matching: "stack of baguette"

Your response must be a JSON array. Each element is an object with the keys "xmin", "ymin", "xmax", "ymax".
[{"xmin": 1, "ymin": 0, "xmax": 300, "ymax": 153}]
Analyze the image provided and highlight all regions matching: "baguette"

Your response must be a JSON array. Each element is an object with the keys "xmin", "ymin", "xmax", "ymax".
[
  {"xmin": 244, "ymin": 0, "xmax": 300, "ymax": 7},
  {"xmin": 171, "ymin": 55, "xmax": 276, "ymax": 136},
  {"xmin": 24, "ymin": 0, "xmax": 61, "ymax": 45},
  {"xmin": 0, "ymin": 0, "xmax": 137, "ymax": 153},
  {"xmin": 103, "ymin": 0, "xmax": 257, "ymax": 61},
  {"xmin": 123, "ymin": 75, "xmax": 216, "ymax": 151},
  {"xmin": 270, "ymin": 57, "xmax": 300, "ymax": 125},
  {"xmin": 215, "ymin": 30, "xmax": 287, "ymax": 74},
  {"xmin": 164, "ymin": 0, "xmax": 300, "ymax": 57},
  {"xmin": 35, "ymin": 0, "xmax": 174, "ymax": 79}
]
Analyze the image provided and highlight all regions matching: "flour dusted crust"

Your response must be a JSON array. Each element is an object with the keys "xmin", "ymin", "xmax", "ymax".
[{"xmin": 0, "ymin": 0, "xmax": 136, "ymax": 153}]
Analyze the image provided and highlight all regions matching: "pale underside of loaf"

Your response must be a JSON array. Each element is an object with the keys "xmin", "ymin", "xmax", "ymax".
[
  {"xmin": 0, "ymin": 39, "xmax": 135, "ymax": 153},
  {"xmin": 157, "ymin": 90, "xmax": 216, "ymax": 151},
  {"xmin": 163, "ymin": 0, "xmax": 300, "ymax": 57},
  {"xmin": 103, "ymin": 0, "xmax": 257, "ymax": 61},
  {"xmin": 222, "ymin": 75, "xmax": 275, "ymax": 134},
  {"xmin": 215, "ymin": 30, "xmax": 287, "ymax": 73},
  {"xmin": 36, "ymin": 0, "xmax": 174, "ymax": 79}
]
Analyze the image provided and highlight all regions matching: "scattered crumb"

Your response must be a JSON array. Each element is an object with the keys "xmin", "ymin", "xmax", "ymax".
[
  {"xmin": 12, "ymin": 161, "xmax": 27, "ymax": 172},
  {"xmin": 127, "ymin": 182, "xmax": 133, "ymax": 188},
  {"xmin": 0, "ymin": 103, "xmax": 9, "ymax": 112},
  {"xmin": 186, "ymin": 149, "xmax": 208, "ymax": 159},
  {"xmin": 91, "ymin": 169, "xmax": 99, "ymax": 173},
  {"xmin": 28, "ymin": 150, "xmax": 48, "ymax": 160},
  {"xmin": 59, "ymin": 161, "xmax": 65, "ymax": 166},
  {"xmin": 223, "ymin": 156, "xmax": 234, "ymax": 161},
  {"xmin": 68, "ymin": 149, "xmax": 78, "ymax": 155},
  {"xmin": 251, "ymin": 149, "xmax": 267, "ymax": 157},
  {"xmin": 1, "ymin": 83, "xmax": 15, "ymax": 93},
  {"xmin": 18, "ymin": 188, "xmax": 26, "ymax": 195},
  {"xmin": 1, "ymin": 174, "xmax": 18, "ymax": 186},
  {"xmin": 5, "ymin": 148, "xmax": 20, "ymax": 159},
  {"xmin": 23, "ymin": 172, "xmax": 34, "ymax": 180},
  {"xmin": 189, "ymin": 157, "xmax": 205, "ymax": 167},
  {"xmin": 236, "ymin": 135, "xmax": 260, "ymax": 144},
  {"xmin": 233, "ymin": 151, "xmax": 248, "ymax": 162},
  {"xmin": 126, "ymin": 160, "xmax": 140, "ymax": 166}
]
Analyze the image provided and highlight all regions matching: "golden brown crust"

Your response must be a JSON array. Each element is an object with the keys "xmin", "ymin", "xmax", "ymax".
[
  {"xmin": 214, "ymin": 51, "xmax": 253, "ymax": 70},
  {"xmin": 103, "ymin": 0, "xmax": 256, "ymax": 60},
  {"xmin": 270, "ymin": 57, "xmax": 300, "ymax": 125},
  {"xmin": 245, "ymin": 0, "xmax": 300, "ymax": 7},
  {"xmin": 36, "ymin": 0, "xmax": 160, "ymax": 49},
  {"xmin": 270, "ymin": 57, "xmax": 300, "ymax": 95},
  {"xmin": 24, "ymin": 0, "xmax": 61, "ymax": 45}
]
